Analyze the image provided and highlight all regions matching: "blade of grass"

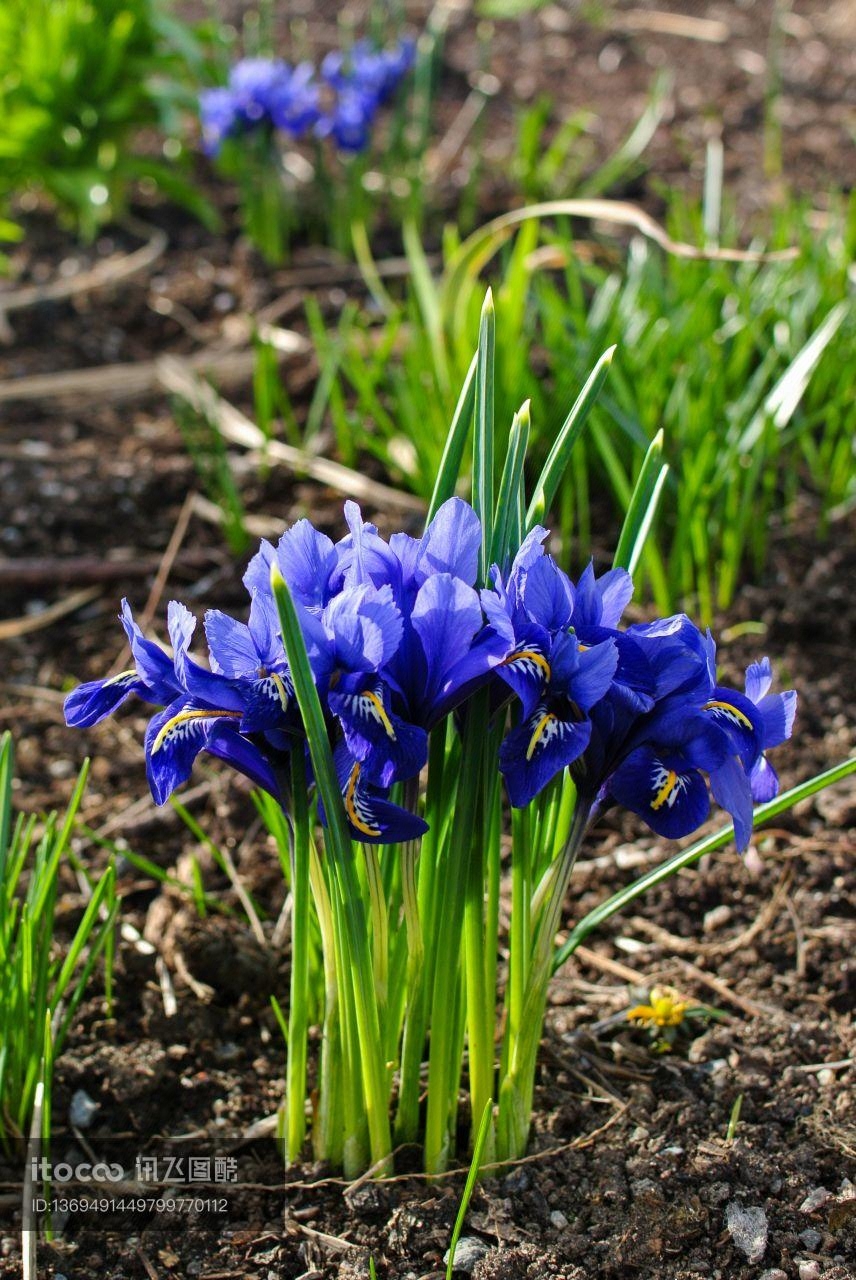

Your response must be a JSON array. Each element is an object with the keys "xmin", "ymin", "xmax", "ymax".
[
  {"xmin": 612, "ymin": 430, "xmax": 669, "ymax": 575},
  {"xmin": 445, "ymin": 1098, "xmax": 494, "ymax": 1280},
  {"xmin": 526, "ymin": 346, "xmax": 615, "ymax": 529},
  {"xmin": 472, "ymin": 291, "xmax": 496, "ymax": 584},
  {"xmin": 426, "ymin": 350, "xmax": 478, "ymax": 525}
]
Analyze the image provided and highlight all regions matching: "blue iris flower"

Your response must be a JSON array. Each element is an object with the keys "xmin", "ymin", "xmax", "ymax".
[
  {"xmin": 199, "ymin": 58, "xmax": 321, "ymax": 158},
  {"xmin": 339, "ymin": 498, "xmax": 506, "ymax": 728},
  {"xmin": 65, "ymin": 599, "xmax": 280, "ymax": 806},
  {"xmin": 228, "ymin": 58, "xmax": 292, "ymax": 124},
  {"xmin": 482, "ymin": 553, "xmax": 620, "ymax": 808},
  {"xmin": 321, "ymin": 38, "xmax": 415, "ymax": 105},
  {"xmin": 606, "ymin": 704, "xmax": 732, "ymax": 841},
  {"xmin": 64, "ymin": 599, "xmax": 183, "ymax": 727},
  {"xmin": 317, "ymin": 37, "xmax": 415, "ymax": 152},
  {"xmin": 592, "ymin": 638, "xmax": 795, "ymax": 850},
  {"xmin": 322, "ymin": 743, "xmax": 428, "ymax": 846},
  {"xmin": 199, "ymin": 87, "xmax": 241, "ymax": 157},
  {"xmin": 265, "ymin": 61, "xmax": 321, "ymax": 136},
  {"xmin": 64, "ymin": 503, "xmax": 796, "ymax": 855},
  {"xmin": 138, "ymin": 602, "xmax": 282, "ymax": 806},
  {"xmin": 315, "ymin": 87, "xmax": 378, "ymax": 153}
]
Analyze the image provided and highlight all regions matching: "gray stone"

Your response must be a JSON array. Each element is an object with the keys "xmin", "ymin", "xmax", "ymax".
[
  {"xmin": 725, "ymin": 1201, "xmax": 768, "ymax": 1263},
  {"xmin": 443, "ymin": 1237, "xmax": 488, "ymax": 1274},
  {"xmin": 69, "ymin": 1088, "xmax": 99, "ymax": 1129},
  {"xmin": 799, "ymin": 1187, "xmax": 831, "ymax": 1213}
]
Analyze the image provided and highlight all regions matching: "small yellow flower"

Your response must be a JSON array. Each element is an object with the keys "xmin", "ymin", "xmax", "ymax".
[{"xmin": 626, "ymin": 985, "xmax": 689, "ymax": 1029}]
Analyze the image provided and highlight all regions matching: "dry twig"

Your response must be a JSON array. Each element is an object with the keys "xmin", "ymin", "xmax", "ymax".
[{"xmin": 157, "ymin": 355, "xmax": 424, "ymax": 516}]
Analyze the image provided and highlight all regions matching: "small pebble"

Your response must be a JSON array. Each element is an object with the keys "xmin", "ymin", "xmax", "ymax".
[
  {"xmin": 550, "ymin": 1210, "xmax": 568, "ymax": 1229},
  {"xmin": 758, "ymin": 1271, "xmax": 787, "ymax": 1280},
  {"xmin": 798, "ymin": 1262, "xmax": 820, "ymax": 1280},
  {"xmin": 725, "ymin": 1201, "xmax": 768, "ymax": 1263},
  {"xmin": 443, "ymin": 1237, "xmax": 487, "ymax": 1274},
  {"xmin": 703, "ymin": 904, "xmax": 732, "ymax": 933},
  {"xmin": 69, "ymin": 1089, "xmax": 99, "ymax": 1129},
  {"xmin": 800, "ymin": 1187, "xmax": 831, "ymax": 1213},
  {"xmin": 816, "ymin": 1068, "xmax": 835, "ymax": 1087},
  {"xmin": 799, "ymin": 1228, "xmax": 823, "ymax": 1250}
]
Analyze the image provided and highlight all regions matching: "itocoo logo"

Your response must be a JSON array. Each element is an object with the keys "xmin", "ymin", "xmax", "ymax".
[{"xmin": 30, "ymin": 1158, "xmax": 123, "ymax": 1183}]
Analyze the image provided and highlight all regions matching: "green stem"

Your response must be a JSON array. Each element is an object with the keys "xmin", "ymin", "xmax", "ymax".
[
  {"xmin": 423, "ymin": 705, "xmax": 485, "ymax": 1174},
  {"xmin": 309, "ymin": 841, "xmax": 342, "ymax": 1167},
  {"xmin": 286, "ymin": 753, "xmax": 310, "ymax": 1163},
  {"xmin": 362, "ymin": 841, "xmax": 389, "ymax": 1012},
  {"xmin": 497, "ymin": 800, "xmax": 590, "ymax": 1162},
  {"xmin": 395, "ymin": 731, "xmax": 445, "ymax": 1145}
]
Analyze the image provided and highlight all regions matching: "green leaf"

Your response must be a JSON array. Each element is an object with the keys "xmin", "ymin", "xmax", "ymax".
[
  {"xmin": 426, "ymin": 350, "xmax": 478, "ymax": 526},
  {"xmin": 491, "ymin": 400, "xmax": 530, "ymax": 567},
  {"xmin": 270, "ymin": 569, "xmax": 351, "ymax": 860},
  {"xmin": 526, "ymin": 345, "xmax": 615, "ymax": 530},
  {"xmin": 403, "ymin": 218, "xmax": 450, "ymax": 392},
  {"xmin": 446, "ymin": 1098, "xmax": 494, "ymax": 1280},
  {"xmin": 612, "ymin": 429, "xmax": 669, "ymax": 575},
  {"xmin": 472, "ymin": 290, "xmax": 496, "ymax": 585}
]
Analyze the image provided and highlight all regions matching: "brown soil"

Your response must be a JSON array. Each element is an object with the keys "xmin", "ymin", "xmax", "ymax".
[{"xmin": 1, "ymin": 2, "xmax": 854, "ymax": 1278}]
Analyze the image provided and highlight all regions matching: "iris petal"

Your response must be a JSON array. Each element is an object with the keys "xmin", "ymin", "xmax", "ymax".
[
  {"xmin": 709, "ymin": 754, "xmax": 754, "ymax": 851},
  {"xmin": 64, "ymin": 671, "xmax": 143, "ymax": 728},
  {"xmin": 521, "ymin": 557, "xmax": 574, "ymax": 631},
  {"xmin": 703, "ymin": 687, "xmax": 764, "ymax": 767},
  {"xmin": 749, "ymin": 754, "xmax": 780, "ymax": 804},
  {"xmin": 144, "ymin": 699, "xmax": 244, "ymax": 804},
  {"xmin": 609, "ymin": 746, "xmax": 710, "ymax": 840},
  {"xmin": 329, "ymin": 679, "xmax": 427, "ymax": 786},
  {"xmin": 500, "ymin": 703, "xmax": 592, "ymax": 808}
]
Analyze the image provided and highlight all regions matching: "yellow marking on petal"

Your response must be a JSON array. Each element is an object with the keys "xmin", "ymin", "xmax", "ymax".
[
  {"xmin": 105, "ymin": 668, "xmax": 135, "ymax": 686},
  {"xmin": 152, "ymin": 708, "xmax": 242, "ymax": 754},
  {"xmin": 363, "ymin": 690, "xmax": 396, "ymax": 740},
  {"xmin": 502, "ymin": 649, "xmax": 552, "ymax": 680},
  {"xmin": 577, "ymin": 643, "xmax": 590, "ymax": 652},
  {"xmin": 651, "ymin": 769, "xmax": 679, "ymax": 811},
  {"xmin": 270, "ymin": 671, "xmax": 289, "ymax": 710},
  {"xmin": 526, "ymin": 712, "xmax": 556, "ymax": 761},
  {"xmin": 344, "ymin": 763, "xmax": 381, "ymax": 837},
  {"xmin": 703, "ymin": 699, "xmax": 753, "ymax": 729}
]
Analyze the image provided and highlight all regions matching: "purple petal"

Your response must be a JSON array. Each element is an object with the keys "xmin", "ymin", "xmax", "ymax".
[
  {"xmin": 204, "ymin": 610, "xmax": 259, "ymax": 678},
  {"xmin": 521, "ymin": 556, "xmax": 574, "ymax": 631},
  {"xmin": 757, "ymin": 688, "xmax": 797, "ymax": 750},
  {"xmin": 418, "ymin": 498, "xmax": 481, "ymax": 586},
  {"xmin": 609, "ymin": 746, "xmax": 710, "ymax": 840},
  {"xmin": 64, "ymin": 671, "xmax": 143, "ymax": 728},
  {"xmin": 744, "ymin": 657, "xmax": 773, "ymax": 704},
  {"xmin": 710, "ymin": 754, "xmax": 754, "ymax": 852},
  {"xmin": 500, "ymin": 704, "xmax": 592, "ymax": 808}
]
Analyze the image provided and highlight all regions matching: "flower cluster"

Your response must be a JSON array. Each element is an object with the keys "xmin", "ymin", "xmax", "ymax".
[
  {"xmin": 65, "ymin": 500, "xmax": 795, "ymax": 850},
  {"xmin": 199, "ymin": 39, "xmax": 415, "ymax": 158}
]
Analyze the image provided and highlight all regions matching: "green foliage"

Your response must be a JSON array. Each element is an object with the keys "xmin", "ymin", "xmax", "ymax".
[
  {"xmin": 0, "ymin": 0, "xmax": 209, "ymax": 237},
  {"xmin": 513, "ymin": 76, "xmax": 669, "ymax": 204},
  {"xmin": 290, "ymin": 191, "xmax": 854, "ymax": 618},
  {"xmin": 0, "ymin": 734, "xmax": 117, "ymax": 1154}
]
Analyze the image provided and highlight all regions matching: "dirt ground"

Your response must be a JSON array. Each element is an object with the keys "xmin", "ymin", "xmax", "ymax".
[{"xmin": 1, "ymin": 2, "xmax": 854, "ymax": 1277}]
